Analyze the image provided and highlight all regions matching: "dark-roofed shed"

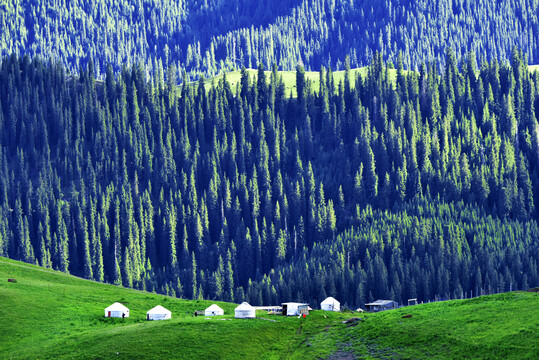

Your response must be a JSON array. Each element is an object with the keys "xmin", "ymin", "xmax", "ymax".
[{"xmin": 365, "ymin": 300, "xmax": 398, "ymax": 312}]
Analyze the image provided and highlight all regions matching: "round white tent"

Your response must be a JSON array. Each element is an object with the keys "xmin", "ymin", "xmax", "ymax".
[
  {"xmin": 105, "ymin": 302, "xmax": 129, "ymax": 318},
  {"xmin": 234, "ymin": 302, "xmax": 255, "ymax": 318},
  {"xmin": 146, "ymin": 305, "xmax": 171, "ymax": 320},
  {"xmin": 321, "ymin": 297, "xmax": 340, "ymax": 312},
  {"xmin": 205, "ymin": 304, "xmax": 224, "ymax": 316}
]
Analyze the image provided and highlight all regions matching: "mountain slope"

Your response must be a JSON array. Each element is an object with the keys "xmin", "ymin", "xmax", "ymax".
[
  {"xmin": 0, "ymin": 53, "xmax": 538, "ymax": 310},
  {"xmin": 1, "ymin": 0, "xmax": 538, "ymax": 77}
]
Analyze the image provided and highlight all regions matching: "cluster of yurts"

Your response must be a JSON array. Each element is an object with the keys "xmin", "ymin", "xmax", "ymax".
[{"xmin": 104, "ymin": 297, "xmax": 341, "ymax": 320}]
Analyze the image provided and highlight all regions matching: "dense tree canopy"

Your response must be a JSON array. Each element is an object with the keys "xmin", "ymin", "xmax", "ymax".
[
  {"xmin": 0, "ymin": 50, "xmax": 538, "ymax": 307},
  {"xmin": 1, "ymin": 0, "xmax": 538, "ymax": 78}
]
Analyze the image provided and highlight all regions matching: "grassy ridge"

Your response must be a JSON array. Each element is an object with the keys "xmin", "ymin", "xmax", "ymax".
[
  {"xmin": 1, "ymin": 257, "xmax": 538, "ymax": 359},
  {"xmin": 201, "ymin": 67, "xmax": 371, "ymax": 96},
  {"xmin": 202, "ymin": 65, "xmax": 539, "ymax": 97}
]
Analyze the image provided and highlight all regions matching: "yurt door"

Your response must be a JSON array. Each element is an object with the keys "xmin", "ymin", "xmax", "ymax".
[{"xmin": 108, "ymin": 311, "xmax": 111, "ymax": 317}]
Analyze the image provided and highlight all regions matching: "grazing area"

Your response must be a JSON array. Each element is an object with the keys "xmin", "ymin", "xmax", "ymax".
[
  {"xmin": 204, "ymin": 63, "xmax": 539, "ymax": 96},
  {"xmin": 200, "ymin": 66, "xmax": 374, "ymax": 96},
  {"xmin": 1, "ymin": 256, "xmax": 537, "ymax": 359},
  {"xmin": 0, "ymin": 256, "xmax": 347, "ymax": 359},
  {"xmin": 338, "ymin": 292, "xmax": 539, "ymax": 359}
]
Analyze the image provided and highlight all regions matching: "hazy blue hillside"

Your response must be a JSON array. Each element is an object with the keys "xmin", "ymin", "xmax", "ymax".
[{"xmin": 1, "ymin": 0, "xmax": 538, "ymax": 77}]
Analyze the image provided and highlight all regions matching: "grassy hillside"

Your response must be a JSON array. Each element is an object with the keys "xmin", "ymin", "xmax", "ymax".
[
  {"xmin": 201, "ymin": 67, "xmax": 374, "ymax": 96},
  {"xmin": 338, "ymin": 292, "xmax": 539, "ymax": 359},
  {"xmin": 202, "ymin": 65, "xmax": 538, "ymax": 96},
  {"xmin": 0, "ymin": 257, "xmax": 347, "ymax": 359},
  {"xmin": 1, "ymin": 257, "xmax": 538, "ymax": 359}
]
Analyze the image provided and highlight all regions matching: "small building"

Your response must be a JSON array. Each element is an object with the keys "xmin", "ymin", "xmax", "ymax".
[
  {"xmin": 365, "ymin": 300, "xmax": 398, "ymax": 312},
  {"xmin": 235, "ymin": 302, "xmax": 256, "ymax": 318},
  {"xmin": 146, "ymin": 305, "xmax": 171, "ymax": 320},
  {"xmin": 281, "ymin": 302, "xmax": 309, "ymax": 316},
  {"xmin": 205, "ymin": 304, "xmax": 224, "ymax": 316},
  {"xmin": 105, "ymin": 302, "xmax": 129, "ymax": 318},
  {"xmin": 321, "ymin": 297, "xmax": 340, "ymax": 312}
]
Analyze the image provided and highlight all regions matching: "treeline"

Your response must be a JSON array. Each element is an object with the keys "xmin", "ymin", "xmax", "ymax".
[
  {"xmin": 243, "ymin": 200, "xmax": 539, "ymax": 308},
  {"xmin": 1, "ymin": 0, "xmax": 538, "ymax": 77},
  {"xmin": 0, "ymin": 49, "xmax": 538, "ymax": 307}
]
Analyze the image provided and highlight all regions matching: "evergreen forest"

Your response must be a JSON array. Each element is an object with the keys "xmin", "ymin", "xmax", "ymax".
[
  {"xmin": 1, "ymin": 0, "xmax": 538, "ymax": 77},
  {"xmin": 0, "ymin": 48, "xmax": 538, "ymax": 308}
]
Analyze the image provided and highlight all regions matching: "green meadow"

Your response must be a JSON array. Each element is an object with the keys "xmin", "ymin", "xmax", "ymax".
[
  {"xmin": 200, "ymin": 64, "xmax": 539, "ymax": 97},
  {"xmin": 0, "ymin": 257, "xmax": 348, "ymax": 359},
  {"xmin": 1, "ymin": 256, "xmax": 537, "ymax": 359},
  {"xmin": 199, "ymin": 67, "xmax": 372, "ymax": 96},
  {"xmin": 342, "ymin": 292, "xmax": 539, "ymax": 359}
]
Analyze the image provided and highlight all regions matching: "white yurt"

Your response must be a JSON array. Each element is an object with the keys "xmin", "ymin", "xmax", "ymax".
[
  {"xmin": 146, "ymin": 305, "xmax": 171, "ymax": 320},
  {"xmin": 105, "ymin": 302, "xmax": 130, "ymax": 318},
  {"xmin": 205, "ymin": 304, "xmax": 224, "ymax": 316},
  {"xmin": 321, "ymin": 297, "xmax": 340, "ymax": 312},
  {"xmin": 234, "ymin": 302, "xmax": 256, "ymax": 318}
]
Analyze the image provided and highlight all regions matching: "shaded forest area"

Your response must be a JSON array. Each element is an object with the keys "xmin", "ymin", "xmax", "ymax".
[
  {"xmin": 1, "ymin": 0, "xmax": 538, "ymax": 78},
  {"xmin": 0, "ymin": 49, "xmax": 538, "ymax": 307}
]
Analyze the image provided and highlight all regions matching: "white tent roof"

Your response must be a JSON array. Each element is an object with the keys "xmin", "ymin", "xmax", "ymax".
[
  {"xmin": 206, "ymin": 304, "xmax": 224, "ymax": 312},
  {"xmin": 147, "ymin": 305, "xmax": 171, "ymax": 315},
  {"xmin": 281, "ymin": 302, "xmax": 307, "ymax": 306},
  {"xmin": 235, "ymin": 302, "xmax": 254, "ymax": 311},
  {"xmin": 365, "ymin": 300, "xmax": 394, "ymax": 306},
  {"xmin": 321, "ymin": 297, "xmax": 340, "ymax": 305},
  {"xmin": 105, "ymin": 302, "xmax": 129, "ymax": 312}
]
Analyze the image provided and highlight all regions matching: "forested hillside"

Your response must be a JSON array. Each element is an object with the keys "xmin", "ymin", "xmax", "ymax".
[
  {"xmin": 1, "ymin": 0, "xmax": 538, "ymax": 77},
  {"xmin": 0, "ymin": 50, "xmax": 538, "ymax": 307}
]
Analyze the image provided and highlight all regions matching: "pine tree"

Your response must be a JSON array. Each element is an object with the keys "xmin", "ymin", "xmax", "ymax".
[
  {"xmin": 225, "ymin": 249, "xmax": 234, "ymax": 301},
  {"xmin": 82, "ymin": 218, "xmax": 93, "ymax": 279},
  {"xmin": 190, "ymin": 252, "xmax": 197, "ymax": 300}
]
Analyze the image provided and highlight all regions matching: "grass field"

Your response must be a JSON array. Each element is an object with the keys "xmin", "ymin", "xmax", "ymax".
[
  {"xmin": 199, "ymin": 65, "xmax": 539, "ymax": 97},
  {"xmin": 1, "ymin": 256, "xmax": 537, "ymax": 359},
  {"xmin": 199, "ymin": 67, "xmax": 375, "ymax": 97},
  {"xmin": 341, "ymin": 292, "xmax": 539, "ymax": 359},
  {"xmin": 0, "ymin": 257, "xmax": 348, "ymax": 359}
]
